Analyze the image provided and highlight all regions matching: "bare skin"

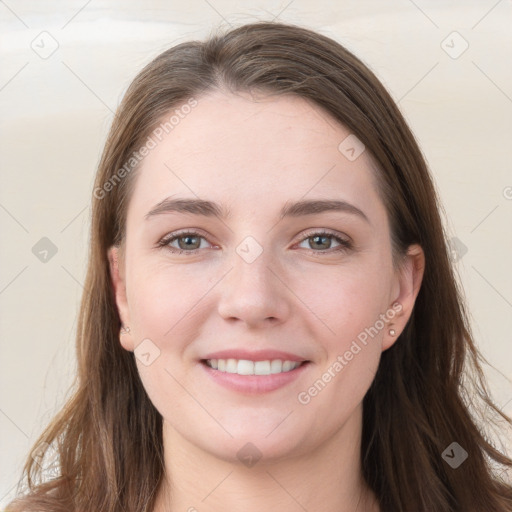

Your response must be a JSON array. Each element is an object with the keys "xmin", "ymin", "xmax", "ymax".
[{"xmin": 109, "ymin": 89, "xmax": 424, "ymax": 511}]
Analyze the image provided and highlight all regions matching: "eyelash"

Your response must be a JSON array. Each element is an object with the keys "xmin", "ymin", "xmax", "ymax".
[{"xmin": 156, "ymin": 229, "xmax": 353, "ymax": 256}]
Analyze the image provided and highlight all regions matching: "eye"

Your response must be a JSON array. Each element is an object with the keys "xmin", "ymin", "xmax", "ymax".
[
  {"xmin": 157, "ymin": 230, "xmax": 213, "ymax": 254},
  {"xmin": 156, "ymin": 229, "xmax": 352, "ymax": 255},
  {"xmin": 296, "ymin": 230, "xmax": 352, "ymax": 254}
]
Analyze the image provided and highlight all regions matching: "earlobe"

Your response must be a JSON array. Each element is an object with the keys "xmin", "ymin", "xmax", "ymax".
[
  {"xmin": 383, "ymin": 244, "xmax": 425, "ymax": 351},
  {"xmin": 107, "ymin": 246, "xmax": 134, "ymax": 351}
]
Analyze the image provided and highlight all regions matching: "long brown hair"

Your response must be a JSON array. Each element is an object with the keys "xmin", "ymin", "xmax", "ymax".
[{"xmin": 7, "ymin": 20, "xmax": 512, "ymax": 512}]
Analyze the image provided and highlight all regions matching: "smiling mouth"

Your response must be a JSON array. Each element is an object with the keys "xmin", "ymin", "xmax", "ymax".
[{"xmin": 201, "ymin": 358, "xmax": 310, "ymax": 376}]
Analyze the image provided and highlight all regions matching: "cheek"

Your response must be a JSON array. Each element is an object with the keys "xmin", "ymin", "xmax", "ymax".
[
  {"xmin": 291, "ymin": 260, "xmax": 391, "ymax": 337},
  {"xmin": 298, "ymin": 343, "xmax": 380, "ymax": 446},
  {"xmin": 297, "ymin": 276, "xmax": 385, "ymax": 427},
  {"xmin": 125, "ymin": 264, "xmax": 205, "ymax": 412},
  {"xmin": 294, "ymin": 265, "xmax": 389, "ymax": 401},
  {"xmin": 126, "ymin": 260, "xmax": 215, "ymax": 341}
]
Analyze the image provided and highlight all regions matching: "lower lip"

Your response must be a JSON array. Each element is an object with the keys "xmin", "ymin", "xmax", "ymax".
[{"xmin": 200, "ymin": 361, "xmax": 311, "ymax": 394}]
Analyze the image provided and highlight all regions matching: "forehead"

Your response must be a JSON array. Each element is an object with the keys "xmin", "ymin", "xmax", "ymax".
[{"xmin": 127, "ymin": 90, "xmax": 386, "ymax": 225}]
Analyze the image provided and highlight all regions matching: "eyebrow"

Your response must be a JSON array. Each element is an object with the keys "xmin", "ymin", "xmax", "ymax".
[{"xmin": 145, "ymin": 197, "xmax": 370, "ymax": 224}]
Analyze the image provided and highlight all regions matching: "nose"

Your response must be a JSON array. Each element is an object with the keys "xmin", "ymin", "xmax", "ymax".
[{"xmin": 216, "ymin": 245, "xmax": 292, "ymax": 328}]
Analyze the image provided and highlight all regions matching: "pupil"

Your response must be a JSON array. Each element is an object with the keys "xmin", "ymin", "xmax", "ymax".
[
  {"xmin": 180, "ymin": 236, "xmax": 198, "ymax": 250},
  {"xmin": 312, "ymin": 235, "xmax": 330, "ymax": 249}
]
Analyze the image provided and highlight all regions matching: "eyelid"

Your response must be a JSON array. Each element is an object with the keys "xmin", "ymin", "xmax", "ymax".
[
  {"xmin": 298, "ymin": 228, "xmax": 351, "ymax": 244},
  {"xmin": 294, "ymin": 229, "xmax": 353, "ymax": 253},
  {"xmin": 156, "ymin": 228, "xmax": 216, "ymax": 250},
  {"xmin": 157, "ymin": 228, "xmax": 352, "ymax": 254}
]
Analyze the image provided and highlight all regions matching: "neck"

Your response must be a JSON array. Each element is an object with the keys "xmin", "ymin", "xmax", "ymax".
[{"xmin": 153, "ymin": 404, "xmax": 380, "ymax": 512}]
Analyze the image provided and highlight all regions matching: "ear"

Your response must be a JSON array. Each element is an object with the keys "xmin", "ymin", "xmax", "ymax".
[
  {"xmin": 108, "ymin": 245, "xmax": 134, "ymax": 351},
  {"xmin": 383, "ymin": 243, "xmax": 425, "ymax": 351}
]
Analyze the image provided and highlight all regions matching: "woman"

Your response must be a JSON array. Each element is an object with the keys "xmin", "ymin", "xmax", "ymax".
[{"xmin": 7, "ymin": 20, "xmax": 512, "ymax": 512}]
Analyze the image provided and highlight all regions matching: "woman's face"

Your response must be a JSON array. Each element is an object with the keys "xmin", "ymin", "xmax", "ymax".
[{"xmin": 109, "ymin": 90, "xmax": 423, "ymax": 463}]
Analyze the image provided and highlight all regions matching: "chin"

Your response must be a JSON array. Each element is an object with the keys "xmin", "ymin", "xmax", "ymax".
[{"xmin": 198, "ymin": 425, "xmax": 310, "ymax": 466}]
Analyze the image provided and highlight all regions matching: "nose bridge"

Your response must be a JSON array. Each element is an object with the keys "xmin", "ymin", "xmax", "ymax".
[
  {"xmin": 216, "ymin": 234, "xmax": 291, "ymax": 324},
  {"xmin": 231, "ymin": 234, "xmax": 280, "ymax": 295}
]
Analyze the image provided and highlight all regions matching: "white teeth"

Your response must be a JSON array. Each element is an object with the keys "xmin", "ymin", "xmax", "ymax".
[
  {"xmin": 282, "ymin": 361, "xmax": 293, "ymax": 372},
  {"xmin": 254, "ymin": 360, "xmax": 271, "ymax": 375},
  {"xmin": 270, "ymin": 360, "xmax": 282, "ymax": 373},
  {"xmin": 226, "ymin": 358, "xmax": 237, "ymax": 373},
  {"xmin": 205, "ymin": 358, "xmax": 302, "ymax": 375},
  {"xmin": 237, "ymin": 359, "xmax": 254, "ymax": 375}
]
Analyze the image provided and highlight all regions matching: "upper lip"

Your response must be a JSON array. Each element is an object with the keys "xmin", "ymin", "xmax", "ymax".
[{"xmin": 201, "ymin": 349, "xmax": 308, "ymax": 362}]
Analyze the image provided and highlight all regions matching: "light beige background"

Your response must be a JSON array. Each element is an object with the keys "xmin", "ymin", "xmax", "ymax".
[{"xmin": 1, "ymin": 0, "xmax": 511, "ymax": 505}]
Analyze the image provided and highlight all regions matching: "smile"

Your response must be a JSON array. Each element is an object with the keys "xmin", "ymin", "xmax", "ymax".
[
  {"xmin": 200, "ymin": 358, "xmax": 310, "ymax": 394},
  {"xmin": 204, "ymin": 358, "xmax": 304, "ymax": 375}
]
